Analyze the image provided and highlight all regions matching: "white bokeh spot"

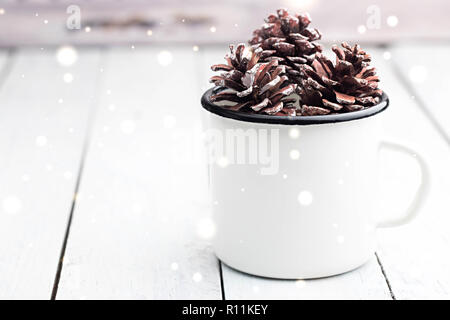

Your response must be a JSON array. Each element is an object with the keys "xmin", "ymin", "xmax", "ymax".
[
  {"xmin": 387, "ymin": 15, "xmax": 399, "ymax": 27},
  {"xmin": 36, "ymin": 135, "xmax": 48, "ymax": 147},
  {"xmin": 2, "ymin": 195, "xmax": 22, "ymax": 215},
  {"xmin": 158, "ymin": 50, "xmax": 173, "ymax": 66},
  {"xmin": 298, "ymin": 190, "xmax": 313, "ymax": 206},
  {"xmin": 357, "ymin": 25, "xmax": 366, "ymax": 34},
  {"xmin": 63, "ymin": 171, "xmax": 73, "ymax": 180},
  {"xmin": 193, "ymin": 272, "xmax": 203, "ymax": 282},
  {"xmin": 197, "ymin": 217, "xmax": 216, "ymax": 239},
  {"xmin": 63, "ymin": 73, "xmax": 73, "ymax": 83},
  {"xmin": 120, "ymin": 120, "xmax": 136, "ymax": 134},
  {"xmin": 289, "ymin": 149, "xmax": 300, "ymax": 160},
  {"xmin": 217, "ymin": 156, "xmax": 229, "ymax": 168},
  {"xmin": 289, "ymin": 128, "xmax": 300, "ymax": 139},
  {"xmin": 56, "ymin": 46, "xmax": 78, "ymax": 66}
]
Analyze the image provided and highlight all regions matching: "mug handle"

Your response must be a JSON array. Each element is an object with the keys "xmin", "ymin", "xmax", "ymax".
[{"xmin": 376, "ymin": 140, "xmax": 431, "ymax": 228}]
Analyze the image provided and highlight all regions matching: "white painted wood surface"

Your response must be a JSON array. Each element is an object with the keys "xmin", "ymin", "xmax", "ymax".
[
  {"xmin": 56, "ymin": 47, "xmax": 221, "ymax": 299},
  {"xmin": 0, "ymin": 48, "xmax": 101, "ymax": 299},
  {"xmin": 0, "ymin": 51, "xmax": 9, "ymax": 76},
  {"xmin": 222, "ymin": 260, "xmax": 391, "ymax": 300},
  {"xmin": 391, "ymin": 44, "xmax": 450, "ymax": 141},
  {"xmin": 372, "ymin": 48, "xmax": 450, "ymax": 299},
  {"xmin": 0, "ymin": 44, "xmax": 449, "ymax": 300}
]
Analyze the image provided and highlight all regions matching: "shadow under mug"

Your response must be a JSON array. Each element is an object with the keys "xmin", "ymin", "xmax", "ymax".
[{"xmin": 201, "ymin": 88, "xmax": 430, "ymax": 279}]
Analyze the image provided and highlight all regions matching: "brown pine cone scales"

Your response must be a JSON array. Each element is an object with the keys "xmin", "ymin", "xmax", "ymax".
[
  {"xmin": 210, "ymin": 43, "xmax": 298, "ymax": 116},
  {"xmin": 207, "ymin": 10, "xmax": 384, "ymax": 117},
  {"xmin": 249, "ymin": 9, "xmax": 322, "ymax": 80},
  {"xmin": 297, "ymin": 42, "xmax": 383, "ymax": 115}
]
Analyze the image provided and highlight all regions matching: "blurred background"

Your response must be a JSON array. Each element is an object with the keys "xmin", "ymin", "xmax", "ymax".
[{"xmin": 0, "ymin": 0, "xmax": 448, "ymax": 46}]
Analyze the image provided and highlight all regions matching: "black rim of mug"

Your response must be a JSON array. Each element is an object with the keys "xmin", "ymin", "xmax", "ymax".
[{"xmin": 201, "ymin": 87, "xmax": 389, "ymax": 125}]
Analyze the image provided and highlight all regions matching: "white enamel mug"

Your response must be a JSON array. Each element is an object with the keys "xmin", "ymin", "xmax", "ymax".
[{"xmin": 201, "ymin": 89, "xmax": 430, "ymax": 279}]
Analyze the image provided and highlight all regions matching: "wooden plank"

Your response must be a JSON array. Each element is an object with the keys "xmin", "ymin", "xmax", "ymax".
[
  {"xmin": 57, "ymin": 46, "xmax": 222, "ymax": 299},
  {"xmin": 0, "ymin": 48, "xmax": 102, "ymax": 299},
  {"xmin": 371, "ymin": 48, "xmax": 450, "ymax": 299},
  {"xmin": 391, "ymin": 43, "xmax": 450, "ymax": 141},
  {"xmin": 202, "ymin": 46, "xmax": 392, "ymax": 300},
  {"xmin": 222, "ymin": 259, "xmax": 391, "ymax": 300}
]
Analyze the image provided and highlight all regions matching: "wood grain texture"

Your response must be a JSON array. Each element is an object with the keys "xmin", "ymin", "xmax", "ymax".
[
  {"xmin": 391, "ymin": 43, "xmax": 450, "ymax": 141},
  {"xmin": 56, "ymin": 46, "xmax": 221, "ymax": 299},
  {"xmin": 202, "ymin": 47, "xmax": 392, "ymax": 300},
  {"xmin": 372, "ymin": 49, "xmax": 450, "ymax": 299},
  {"xmin": 0, "ymin": 48, "xmax": 102, "ymax": 299}
]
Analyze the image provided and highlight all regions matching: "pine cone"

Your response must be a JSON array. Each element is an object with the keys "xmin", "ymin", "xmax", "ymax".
[
  {"xmin": 297, "ymin": 42, "xmax": 382, "ymax": 115},
  {"xmin": 249, "ymin": 8, "xmax": 322, "ymax": 80},
  {"xmin": 210, "ymin": 43, "xmax": 297, "ymax": 116}
]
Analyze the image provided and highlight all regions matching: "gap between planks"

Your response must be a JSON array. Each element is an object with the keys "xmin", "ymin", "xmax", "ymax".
[
  {"xmin": 0, "ymin": 48, "xmax": 16, "ymax": 89},
  {"xmin": 50, "ymin": 48, "xmax": 107, "ymax": 300},
  {"xmin": 375, "ymin": 253, "xmax": 396, "ymax": 300},
  {"xmin": 389, "ymin": 59, "xmax": 450, "ymax": 146}
]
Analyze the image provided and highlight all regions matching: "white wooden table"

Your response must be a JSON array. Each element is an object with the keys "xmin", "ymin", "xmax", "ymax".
[{"xmin": 0, "ymin": 43, "xmax": 449, "ymax": 300}]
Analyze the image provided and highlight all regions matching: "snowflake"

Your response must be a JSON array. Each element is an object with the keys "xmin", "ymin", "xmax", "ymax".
[
  {"xmin": 193, "ymin": 272, "xmax": 203, "ymax": 282},
  {"xmin": 35, "ymin": 135, "xmax": 48, "ymax": 147},
  {"xmin": 63, "ymin": 73, "xmax": 73, "ymax": 83},
  {"xmin": 357, "ymin": 25, "xmax": 366, "ymax": 34},
  {"xmin": 298, "ymin": 190, "xmax": 313, "ymax": 206},
  {"xmin": 157, "ymin": 50, "xmax": 173, "ymax": 66},
  {"xmin": 386, "ymin": 15, "xmax": 399, "ymax": 27},
  {"xmin": 197, "ymin": 218, "xmax": 216, "ymax": 239},
  {"xmin": 289, "ymin": 128, "xmax": 300, "ymax": 139},
  {"xmin": 120, "ymin": 120, "xmax": 136, "ymax": 134},
  {"xmin": 56, "ymin": 46, "xmax": 78, "ymax": 66},
  {"xmin": 2, "ymin": 195, "xmax": 22, "ymax": 215},
  {"xmin": 289, "ymin": 149, "xmax": 300, "ymax": 160}
]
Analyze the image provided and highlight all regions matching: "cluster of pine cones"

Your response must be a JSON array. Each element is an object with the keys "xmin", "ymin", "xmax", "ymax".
[{"xmin": 210, "ymin": 9, "xmax": 382, "ymax": 116}]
